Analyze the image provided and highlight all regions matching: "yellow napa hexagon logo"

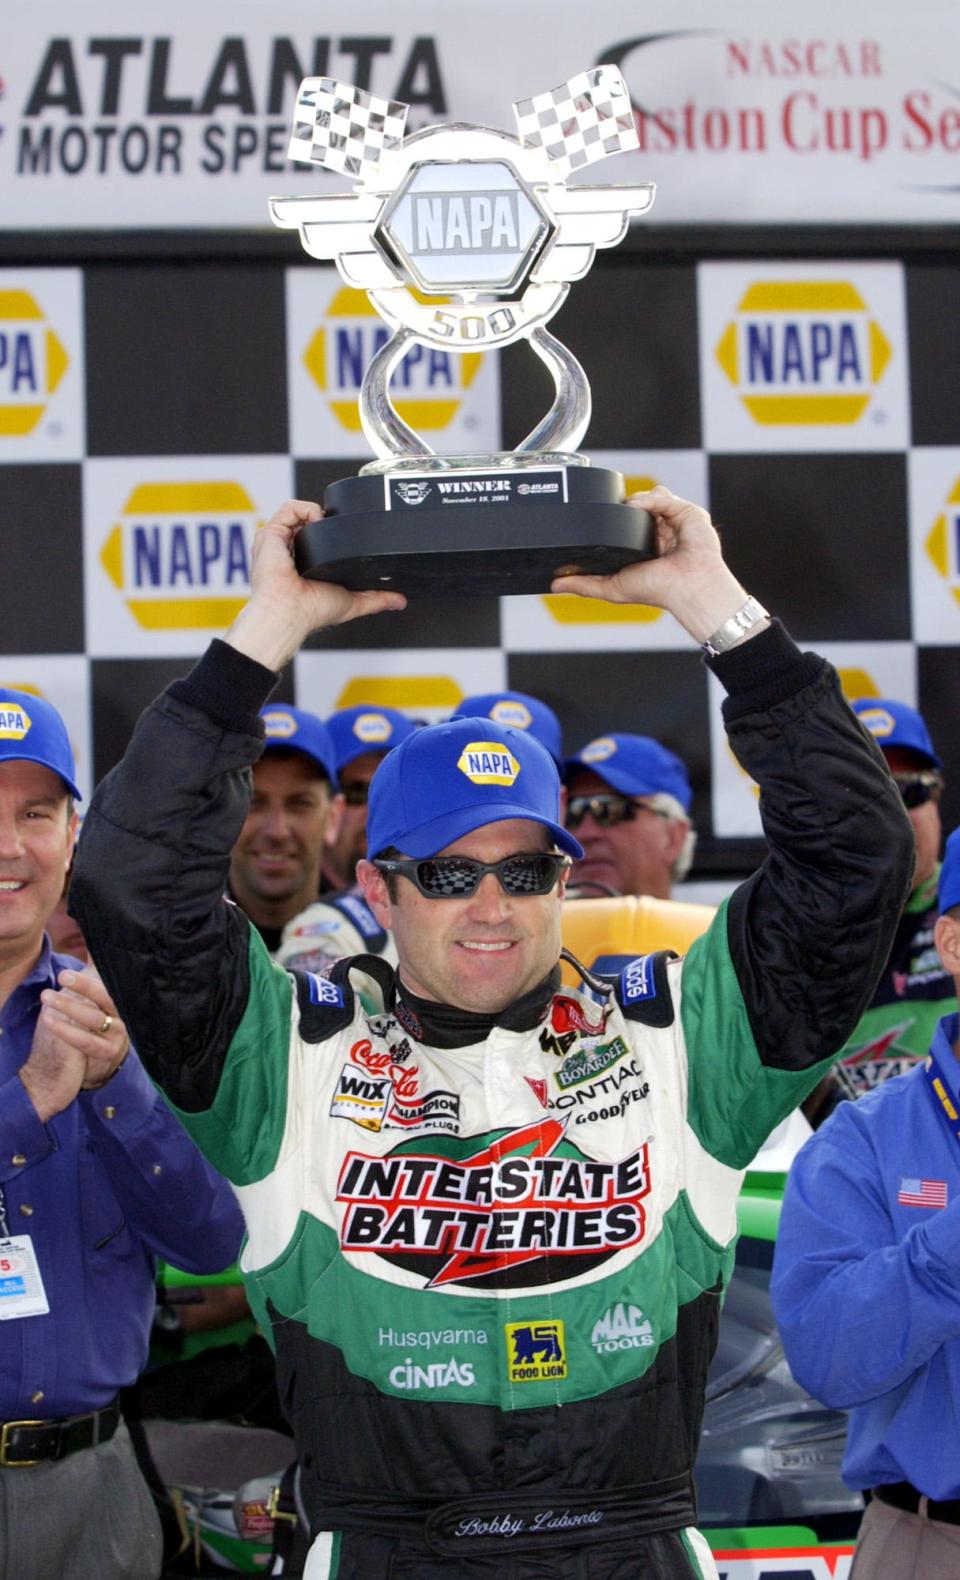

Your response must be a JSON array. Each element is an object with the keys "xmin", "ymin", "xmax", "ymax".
[
  {"xmin": 714, "ymin": 280, "xmax": 892, "ymax": 425},
  {"xmin": 352, "ymin": 712, "xmax": 395, "ymax": 744},
  {"xmin": 457, "ymin": 742, "xmax": 520, "ymax": 786},
  {"xmin": 0, "ymin": 289, "xmax": 69, "ymax": 437},
  {"xmin": 305, "ymin": 286, "xmax": 483, "ymax": 435},
  {"xmin": 0, "ymin": 702, "xmax": 32, "ymax": 739},
  {"xmin": 925, "ymin": 479, "xmax": 960, "ymax": 610},
  {"xmin": 335, "ymin": 676, "xmax": 462, "ymax": 725},
  {"xmin": 99, "ymin": 482, "xmax": 258, "ymax": 631},
  {"xmin": 541, "ymin": 472, "xmax": 664, "ymax": 627}
]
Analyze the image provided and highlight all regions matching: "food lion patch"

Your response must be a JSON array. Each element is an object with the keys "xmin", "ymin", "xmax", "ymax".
[
  {"xmin": 456, "ymin": 742, "xmax": 520, "ymax": 786},
  {"xmin": 0, "ymin": 705, "xmax": 31, "ymax": 740}
]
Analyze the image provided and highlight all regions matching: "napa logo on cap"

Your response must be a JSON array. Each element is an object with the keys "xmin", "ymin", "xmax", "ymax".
[
  {"xmin": 262, "ymin": 709, "xmax": 298, "ymax": 740},
  {"xmin": 714, "ymin": 277, "xmax": 892, "ymax": 427},
  {"xmin": 294, "ymin": 280, "xmax": 491, "ymax": 451},
  {"xmin": 0, "ymin": 286, "xmax": 69, "ymax": 439},
  {"xmin": 489, "ymin": 699, "xmax": 533, "ymax": 730},
  {"xmin": 457, "ymin": 741, "xmax": 521, "ymax": 786},
  {"xmin": 353, "ymin": 712, "xmax": 395, "ymax": 744},
  {"xmin": 99, "ymin": 481, "xmax": 257, "ymax": 631},
  {"xmin": 580, "ymin": 737, "xmax": 617, "ymax": 764},
  {"xmin": 0, "ymin": 703, "xmax": 32, "ymax": 739},
  {"xmin": 856, "ymin": 706, "xmax": 897, "ymax": 741},
  {"xmin": 925, "ymin": 478, "xmax": 960, "ymax": 611}
]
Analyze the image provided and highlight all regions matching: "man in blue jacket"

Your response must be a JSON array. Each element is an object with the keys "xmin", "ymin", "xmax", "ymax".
[
  {"xmin": 772, "ymin": 824, "xmax": 960, "ymax": 1578},
  {"xmin": 0, "ymin": 688, "xmax": 244, "ymax": 1580}
]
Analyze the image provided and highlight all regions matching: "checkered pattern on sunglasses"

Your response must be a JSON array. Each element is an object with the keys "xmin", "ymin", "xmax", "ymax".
[
  {"xmin": 373, "ymin": 852, "xmax": 572, "ymax": 898},
  {"xmin": 566, "ymin": 793, "xmax": 673, "ymax": 831}
]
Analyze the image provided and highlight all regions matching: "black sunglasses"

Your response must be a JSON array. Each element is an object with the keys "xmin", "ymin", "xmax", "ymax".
[
  {"xmin": 373, "ymin": 852, "xmax": 571, "ymax": 898},
  {"xmin": 892, "ymin": 772, "xmax": 944, "ymax": 810},
  {"xmin": 566, "ymin": 793, "xmax": 670, "ymax": 831}
]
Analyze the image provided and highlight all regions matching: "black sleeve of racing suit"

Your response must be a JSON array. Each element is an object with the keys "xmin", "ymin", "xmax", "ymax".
[
  {"xmin": 69, "ymin": 639, "xmax": 283, "ymax": 1112},
  {"xmin": 708, "ymin": 619, "xmax": 915, "ymax": 1071}
]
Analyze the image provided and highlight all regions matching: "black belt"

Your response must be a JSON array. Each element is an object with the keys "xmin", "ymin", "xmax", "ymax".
[
  {"xmin": 311, "ymin": 1471, "xmax": 697, "ymax": 1555},
  {"xmin": 0, "ymin": 1401, "xmax": 121, "ymax": 1468},
  {"xmin": 875, "ymin": 1481, "xmax": 960, "ymax": 1526}
]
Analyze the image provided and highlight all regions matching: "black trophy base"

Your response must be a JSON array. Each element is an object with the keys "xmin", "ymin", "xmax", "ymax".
[{"xmin": 294, "ymin": 462, "xmax": 655, "ymax": 597}]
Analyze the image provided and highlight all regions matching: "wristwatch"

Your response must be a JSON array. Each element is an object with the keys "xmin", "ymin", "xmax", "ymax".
[{"xmin": 701, "ymin": 596, "xmax": 770, "ymax": 657}]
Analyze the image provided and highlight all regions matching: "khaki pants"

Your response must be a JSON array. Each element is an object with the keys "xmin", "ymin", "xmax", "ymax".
[
  {"xmin": 0, "ymin": 1422, "xmax": 163, "ymax": 1580},
  {"xmin": 851, "ymin": 1492, "xmax": 960, "ymax": 1580}
]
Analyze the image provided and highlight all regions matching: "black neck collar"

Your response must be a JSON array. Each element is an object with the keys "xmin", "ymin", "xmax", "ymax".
[{"xmin": 391, "ymin": 965, "xmax": 561, "ymax": 1049}]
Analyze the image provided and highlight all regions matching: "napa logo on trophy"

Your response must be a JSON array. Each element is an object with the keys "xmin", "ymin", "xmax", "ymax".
[
  {"xmin": 99, "ymin": 480, "xmax": 257, "ymax": 631},
  {"xmin": 700, "ymin": 262, "xmax": 909, "ymax": 452}
]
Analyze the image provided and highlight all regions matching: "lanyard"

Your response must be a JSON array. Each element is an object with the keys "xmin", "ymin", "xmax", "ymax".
[{"xmin": 923, "ymin": 1052, "xmax": 960, "ymax": 1146}]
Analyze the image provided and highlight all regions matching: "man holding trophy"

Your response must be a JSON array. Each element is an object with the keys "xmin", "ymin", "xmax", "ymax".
[{"xmin": 69, "ymin": 70, "xmax": 913, "ymax": 1580}]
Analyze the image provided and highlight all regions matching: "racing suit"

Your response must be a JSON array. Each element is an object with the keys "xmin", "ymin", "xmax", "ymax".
[
  {"xmin": 276, "ymin": 890, "xmax": 396, "ymax": 971},
  {"xmin": 69, "ymin": 622, "xmax": 913, "ymax": 1580}
]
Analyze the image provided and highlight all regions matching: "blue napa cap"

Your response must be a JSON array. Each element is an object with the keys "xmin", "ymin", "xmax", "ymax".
[
  {"xmin": 851, "ymin": 699, "xmax": 942, "ymax": 772},
  {"xmin": 564, "ymin": 733, "xmax": 693, "ymax": 814},
  {"xmin": 941, "ymin": 828, "xmax": 960, "ymax": 915},
  {"xmin": 449, "ymin": 691, "xmax": 563, "ymax": 767},
  {"xmin": 325, "ymin": 704, "xmax": 417, "ymax": 774},
  {"xmin": 259, "ymin": 705, "xmax": 338, "ymax": 787},
  {"xmin": 0, "ymin": 688, "xmax": 81, "ymax": 801},
  {"xmin": 366, "ymin": 717, "xmax": 583, "ymax": 861}
]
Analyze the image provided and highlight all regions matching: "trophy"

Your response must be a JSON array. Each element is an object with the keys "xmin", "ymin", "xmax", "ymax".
[{"xmin": 271, "ymin": 66, "xmax": 656, "ymax": 596}]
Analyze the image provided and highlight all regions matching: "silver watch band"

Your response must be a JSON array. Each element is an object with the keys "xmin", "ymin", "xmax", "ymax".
[{"xmin": 702, "ymin": 596, "xmax": 770, "ymax": 657}]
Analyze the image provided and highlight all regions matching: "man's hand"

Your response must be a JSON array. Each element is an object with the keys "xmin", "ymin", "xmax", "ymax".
[
  {"xmin": 552, "ymin": 487, "xmax": 767, "ymax": 647},
  {"xmin": 226, "ymin": 499, "xmax": 408, "ymax": 672},
  {"xmin": 19, "ymin": 968, "xmax": 130, "ymax": 1122}
]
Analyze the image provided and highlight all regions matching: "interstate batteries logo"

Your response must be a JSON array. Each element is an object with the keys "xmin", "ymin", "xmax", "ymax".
[
  {"xmin": 286, "ymin": 273, "xmax": 499, "ymax": 457},
  {"xmin": 336, "ymin": 1119, "xmax": 652, "ymax": 1290},
  {"xmin": 699, "ymin": 262, "xmax": 909, "ymax": 451},
  {"xmin": 0, "ymin": 271, "xmax": 83, "ymax": 458}
]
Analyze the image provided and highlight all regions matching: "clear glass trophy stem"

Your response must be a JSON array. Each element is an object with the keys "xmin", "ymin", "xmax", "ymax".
[
  {"xmin": 359, "ymin": 326, "xmax": 437, "ymax": 461},
  {"xmin": 516, "ymin": 326, "xmax": 591, "ymax": 455}
]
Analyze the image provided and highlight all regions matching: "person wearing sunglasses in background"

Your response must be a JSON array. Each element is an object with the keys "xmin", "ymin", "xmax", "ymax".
[
  {"xmin": 276, "ymin": 704, "xmax": 416, "ymax": 974},
  {"xmin": 804, "ymin": 698, "xmax": 955, "ymax": 1123},
  {"xmin": 563, "ymin": 734, "xmax": 695, "ymax": 900},
  {"xmin": 69, "ymin": 488, "xmax": 913, "ymax": 1580}
]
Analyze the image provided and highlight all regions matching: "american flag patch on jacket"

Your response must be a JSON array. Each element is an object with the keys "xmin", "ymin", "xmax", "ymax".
[{"xmin": 897, "ymin": 1177, "xmax": 948, "ymax": 1208}]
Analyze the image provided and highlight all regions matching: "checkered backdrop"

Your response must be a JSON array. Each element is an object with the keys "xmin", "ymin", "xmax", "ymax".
[{"xmin": 2, "ymin": 226, "xmax": 960, "ymax": 883}]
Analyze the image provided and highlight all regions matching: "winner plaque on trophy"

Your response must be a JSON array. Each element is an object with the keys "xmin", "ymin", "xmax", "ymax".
[{"xmin": 271, "ymin": 67, "xmax": 656, "ymax": 596}]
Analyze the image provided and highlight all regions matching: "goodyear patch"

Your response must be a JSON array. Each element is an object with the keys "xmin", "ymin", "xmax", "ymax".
[
  {"xmin": 556, "ymin": 1036, "xmax": 629, "ymax": 1090},
  {"xmin": 0, "ymin": 705, "xmax": 31, "ymax": 740},
  {"xmin": 456, "ymin": 743, "xmax": 520, "ymax": 786},
  {"xmin": 505, "ymin": 1320, "xmax": 567, "ymax": 1383}
]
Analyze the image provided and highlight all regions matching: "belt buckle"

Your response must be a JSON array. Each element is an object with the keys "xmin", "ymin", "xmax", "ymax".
[{"xmin": 0, "ymin": 1418, "xmax": 47, "ymax": 1468}]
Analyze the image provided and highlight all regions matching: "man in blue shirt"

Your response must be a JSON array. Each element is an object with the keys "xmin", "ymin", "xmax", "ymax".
[
  {"xmin": 0, "ymin": 687, "xmax": 244, "ymax": 1580},
  {"xmin": 772, "ymin": 824, "xmax": 960, "ymax": 1578}
]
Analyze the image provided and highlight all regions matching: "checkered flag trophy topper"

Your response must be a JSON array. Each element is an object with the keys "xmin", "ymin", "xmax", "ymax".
[{"xmin": 270, "ymin": 66, "xmax": 658, "ymax": 596}]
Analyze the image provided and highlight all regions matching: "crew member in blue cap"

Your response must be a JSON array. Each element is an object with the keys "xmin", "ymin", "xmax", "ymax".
[
  {"xmin": 276, "ymin": 703, "xmax": 416, "ymax": 972},
  {"xmin": 228, "ymin": 702, "xmax": 340, "ymax": 954},
  {"xmin": 0, "ymin": 688, "xmax": 243, "ymax": 1580},
  {"xmin": 773, "ymin": 824, "xmax": 960, "ymax": 1580},
  {"xmin": 821, "ymin": 697, "xmax": 955, "ymax": 1103},
  {"xmin": 563, "ymin": 733, "xmax": 695, "ymax": 900},
  {"xmin": 320, "ymin": 704, "xmax": 417, "ymax": 891},
  {"xmin": 71, "ymin": 488, "xmax": 912, "ymax": 1580},
  {"xmin": 449, "ymin": 690, "xmax": 564, "ymax": 767}
]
